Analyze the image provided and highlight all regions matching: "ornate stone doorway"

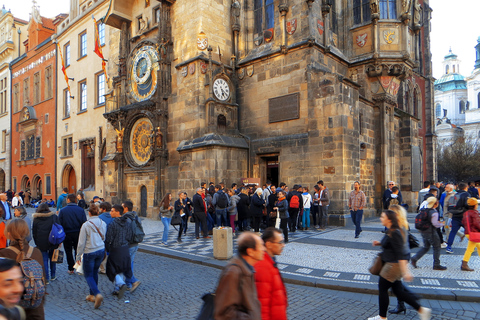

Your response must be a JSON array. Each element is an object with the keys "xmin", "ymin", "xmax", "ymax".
[
  {"xmin": 62, "ymin": 164, "xmax": 77, "ymax": 194},
  {"xmin": 265, "ymin": 156, "xmax": 279, "ymax": 187}
]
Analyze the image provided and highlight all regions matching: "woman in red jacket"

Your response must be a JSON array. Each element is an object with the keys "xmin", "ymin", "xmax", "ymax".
[
  {"xmin": 254, "ymin": 227, "xmax": 288, "ymax": 320},
  {"xmin": 461, "ymin": 198, "xmax": 480, "ymax": 271}
]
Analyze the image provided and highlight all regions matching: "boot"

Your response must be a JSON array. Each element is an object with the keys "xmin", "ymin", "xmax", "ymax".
[
  {"xmin": 388, "ymin": 301, "xmax": 406, "ymax": 314},
  {"xmin": 461, "ymin": 260, "xmax": 475, "ymax": 271}
]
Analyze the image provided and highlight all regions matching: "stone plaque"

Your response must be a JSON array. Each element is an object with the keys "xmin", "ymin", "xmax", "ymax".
[{"xmin": 269, "ymin": 93, "xmax": 300, "ymax": 123}]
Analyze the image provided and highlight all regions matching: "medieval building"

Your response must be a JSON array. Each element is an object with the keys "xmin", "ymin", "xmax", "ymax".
[{"xmin": 98, "ymin": 0, "xmax": 434, "ymax": 221}]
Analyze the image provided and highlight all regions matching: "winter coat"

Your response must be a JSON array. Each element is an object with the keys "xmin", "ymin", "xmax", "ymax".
[
  {"xmin": 227, "ymin": 195, "xmax": 240, "ymax": 216},
  {"xmin": 275, "ymin": 199, "xmax": 289, "ymax": 219},
  {"xmin": 237, "ymin": 193, "xmax": 251, "ymax": 220},
  {"xmin": 462, "ymin": 209, "xmax": 480, "ymax": 235},
  {"xmin": 32, "ymin": 211, "xmax": 59, "ymax": 252},
  {"xmin": 251, "ymin": 193, "xmax": 266, "ymax": 217},
  {"xmin": 254, "ymin": 252, "xmax": 288, "ymax": 320},
  {"xmin": 192, "ymin": 193, "xmax": 206, "ymax": 215},
  {"xmin": 58, "ymin": 203, "xmax": 87, "ymax": 234},
  {"xmin": 105, "ymin": 215, "xmax": 133, "ymax": 252},
  {"xmin": 267, "ymin": 193, "xmax": 278, "ymax": 216}
]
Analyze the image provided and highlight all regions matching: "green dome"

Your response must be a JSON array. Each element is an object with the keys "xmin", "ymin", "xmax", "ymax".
[{"xmin": 434, "ymin": 73, "xmax": 466, "ymax": 91}]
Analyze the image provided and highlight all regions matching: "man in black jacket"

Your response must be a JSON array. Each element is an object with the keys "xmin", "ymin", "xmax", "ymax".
[
  {"xmin": 59, "ymin": 193, "xmax": 87, "ymax": 273},
  {"xmin": 287, "ymin": 185, "xmax": 303, "ymax": 232},
  {"xmin": 193, "ymin": 188, "xmax": 210, "ymax": 239},
  {"xmin": 446, "ymin": 182, "xmax": 470, "ymax": 254}
]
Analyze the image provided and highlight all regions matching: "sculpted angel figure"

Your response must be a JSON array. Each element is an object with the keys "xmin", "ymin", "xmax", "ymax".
[
  {"xmin": 115, "ymin": 127, "xmax": 124, "ymax": 151},
  {"xmin": 414, "ymin": 0, "xmax": 421, "ymax": 24},
  {"xmin": 231, "ymin": 0, "xmax": 241, "ymax": 28}
]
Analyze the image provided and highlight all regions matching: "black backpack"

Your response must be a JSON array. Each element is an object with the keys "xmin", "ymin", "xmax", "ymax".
[
  {"xmin": 128, "ymin": 215, "xmax": 145, "ymax": 244},
  {"xmin": 448, "ymin": 192, "xmax": 467, "ymax": 215},
  {"xmin": 216, "ymin": 192, "xmax": 228, "ymax": 209},
  {"xmin": 415, "ymin": 208, "xmax": 433, "ymax": 231}
]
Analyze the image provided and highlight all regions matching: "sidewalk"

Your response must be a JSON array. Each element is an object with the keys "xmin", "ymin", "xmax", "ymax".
[{"xmin": 138, "ymin": 213, "xmax": 480, "ymax": 302}]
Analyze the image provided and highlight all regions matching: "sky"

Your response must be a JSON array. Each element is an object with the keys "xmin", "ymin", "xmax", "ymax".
[{"xmin": 3, "ymin": 0, "xmax": 479, "ymax": 79}]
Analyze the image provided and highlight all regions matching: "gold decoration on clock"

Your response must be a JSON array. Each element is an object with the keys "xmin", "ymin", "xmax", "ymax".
[
  {"xmin": 129, "ymin": 45, "xmax": 160, "ymax": 102},
  {"xmin": 129, "ymin": 118, "xmax": 153, "ymax": 166}
]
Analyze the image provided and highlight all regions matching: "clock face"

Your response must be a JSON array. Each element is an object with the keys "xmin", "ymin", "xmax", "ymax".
[
  {"xmin": 213, "ymin": 78, "xmax": 230, "ymax": 101},
  {"xmin": 129, "ymin": 118, "xmax": 153, "ymax": 166},
  {"xmin": 129, "ymin": 45, "xmax": 160, "ymax": 102}
]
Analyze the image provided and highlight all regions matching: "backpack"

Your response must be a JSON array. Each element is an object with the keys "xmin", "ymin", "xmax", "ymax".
[
  {"xmin": 216, "ymin": 192, "xmax": 228, "ymax": 209},
  {"xmin": 49, "ymin": 221, "xmax": 66, "ymax": 245},
  {"xmin": 448, "ymin": 192, "xmax": 468, "ymax": 215},
  {"xmin": 7, "ymin": 246, "xmax": 45, "ymax": 310},
  {"xmin": 415, "ymin": 208, "xmax": 433, "ymax": 231},
  {"xmin": 289, "ymin": 194, "xmax": 300, "ymax": 208},
  {"xmin": 60, "ymin": 195, "xmax": 67, "ymax": 209},
  {"xmin": 128, "ymin": 215, "xmax": 145, "ymax": 244}
]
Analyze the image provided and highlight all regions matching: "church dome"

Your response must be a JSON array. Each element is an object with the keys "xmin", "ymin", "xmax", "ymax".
[{"xmin": 434, "ymin": 73, "xmax": 467, "ymax": 91}]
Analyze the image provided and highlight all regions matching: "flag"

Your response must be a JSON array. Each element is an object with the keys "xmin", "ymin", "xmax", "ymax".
[
  {"xmin": 57, "ymin": 43, "xmax": 71, "ymax": 95},
  {"xmin": 93, "ymin": 16, "xmax": 109, "ymax": 84}
]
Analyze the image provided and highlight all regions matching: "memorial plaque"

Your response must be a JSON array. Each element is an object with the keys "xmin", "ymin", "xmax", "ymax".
[{"xmin": 269, "ymin": 93, "xmax": 300, "ymax": 123}]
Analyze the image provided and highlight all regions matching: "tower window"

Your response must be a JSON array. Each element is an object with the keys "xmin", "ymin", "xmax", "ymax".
[
  {"xmin": 435, "ymin": 103, "xmax": 441, "ymax": 118},
  {"xmin": 353, "ymin": 0, "xmax": 371, "ymax": 25},
  {"xmin": 254, "ymin": 0, "xmax": 274, "ymax": 36},
  {"xmin": 446, "ymin": 65, "xmax": 449, "ymax": 74},
  {"xmin": 459, "ymin": 100, "xmax": 466, "ymax": 114},
  {"xmin": 379, "ymin": 0, "xmax": 397, "ymax": 19}
]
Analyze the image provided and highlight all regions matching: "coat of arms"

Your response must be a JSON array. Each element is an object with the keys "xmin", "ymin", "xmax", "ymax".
[
  {"xmin": 356, "ymin": 33, "xmax": 368, "ymax": 47},
  {"xmin": 383, "ymin": 30, "xmax": 396, "ymax": 44},
  {"xmin": 181, "ymin": 66, "xmax": 188, "ymax": 77},
  {"xmin": 379, "ymin": 76, "xmax": 393, "ymax": 90},
  {"xmin": 200, "ymin": 61, "xmax": 208, "ymax": 74},
  {"xmin": 317, "ymin": 20, "xmax": 324, "ymax": 36},
  {"xmin": 264, "ymin": 29, "xmax": 274, "ymax": 43},
  {"xmin": 246, "ymin": 65, "xmax": 254, "ymax": 77},
  {"xmin": 197, "ymin": 32, "xmax": 208, "ymax": 50},
  {"xmin": 286, "ymin": 19, "xmax": 297, "ymax": 35},
  {"xmin": 189, "ymin": 63, "xmax": 195, "ymax": 75},
  {"xmin": 238, "ymin": 68, "xmax": 245, "ymax": 80},
  {"xmin": 254, "ymin": 36, "xmax": 263, "ymax": 46}
]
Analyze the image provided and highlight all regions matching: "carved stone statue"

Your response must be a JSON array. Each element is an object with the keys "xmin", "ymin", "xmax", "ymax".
[
  {"xmin": 402, "ymin": 0, "xmax": 411, "ymax": 14},
  {"xmin": 414, "ymin": 0, "xmax": 421, "ymax": 24},
  {"xmin": 115, "ymin": 127, "xmax": 124, "ymax": 152},
  {"xmin": 370, "ymin": 0, "xmax": 379, "ymax": 15},
  {"xmin": 231, "ymin": 0, "xmax": 240, "ymax": 29}
]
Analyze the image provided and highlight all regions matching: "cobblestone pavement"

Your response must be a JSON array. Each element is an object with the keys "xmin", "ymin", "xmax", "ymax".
[{"xmin": 44, "ymin": 251, "xmax": 480, "ymax": 320}]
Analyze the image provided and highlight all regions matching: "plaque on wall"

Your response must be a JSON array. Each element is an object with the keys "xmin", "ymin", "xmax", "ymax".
[{"xmin": 268, "ymin": 93, "xmax": 300, "ymax": 123}]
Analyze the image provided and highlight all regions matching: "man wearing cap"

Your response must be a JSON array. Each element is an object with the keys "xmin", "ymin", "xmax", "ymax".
[{"xmin": 411, "ymin": 196, "xmax": 447, "ymax": 270}]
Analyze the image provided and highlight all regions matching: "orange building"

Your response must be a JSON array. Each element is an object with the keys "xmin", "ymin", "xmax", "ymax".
[{"xmin": 10, "ymin": 6, "xmax": 65, "ymax": 202}]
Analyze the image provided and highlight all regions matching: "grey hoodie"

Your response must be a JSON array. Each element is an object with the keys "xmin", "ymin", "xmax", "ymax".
[
  {"xmin": 76, "ymin": 216, "xmax": 107, "ymax": 260},
  {"xmin": 227, "ymin": 195, "xmax": 240, "ymax": 215}
]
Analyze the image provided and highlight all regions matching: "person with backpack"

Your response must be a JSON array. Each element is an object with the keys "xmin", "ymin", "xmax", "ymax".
[
  {"xmin": 286, "ymin": 185, "xmax": 303, "ymax": 233},
  {"xmin": 59, "ymin": 194, "xmax": 87, "ymax": 274},
  {"xmin": 411, "ymin": 197, "xmax": 447, "ymax": 270},
  {"xmin": 121, "ymin": 201, "xmax": 142, "ymax": 293},
  {"xmin": 212, "ymin": 185, "xmax": 230, "ymax": 227},
  {"xmin": 446, "ymin": 182, "xmax": 470, "ymax": 254},
  {"xmin": 0, "ymin": 219, "xmax": 45, "ymax": 319},
  {"xmin": 56, "ymin": 187, "xmax": 68, "ymax": 213},
  {"xmin": 32, "ymin": 203, "xmax": 60, "ymax": 284},
  {"xmin": 76, "ymin": 205, "xmax": 107, "ymax": 309},
  {"xmin": 460, "ymin": 198, "xmax": 480, "ymax": 271},
  {"xmin": 251, "ymin": 188, "xmax": 266, "ymax": 233}
]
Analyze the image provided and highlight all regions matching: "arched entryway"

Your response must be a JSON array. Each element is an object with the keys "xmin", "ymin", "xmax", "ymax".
[
  {"xmin": 21, "ymin": 175, "xmax": 30, "ymax": 193},
  {"xmin": 0, "ymin": 169, "xmax": 5, "ymax": 192},
  {"xmin": 62, "ymin": 164, "xmax": 76, "ymax": 194},
  {"xmin": 140, "ymin": 185, "xmax": 147, "ymax": 217},
  {"xmin": 32, "ymin": 175, "xmax": 42, "ymax": 200}
]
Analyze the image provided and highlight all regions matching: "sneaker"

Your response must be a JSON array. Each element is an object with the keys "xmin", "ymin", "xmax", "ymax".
[
  {"xmin": 355, "ymin": 235, "xmax": 359, "ymax": 239},
  {"xmin": 117, "ymin": 284, "xmax": 127, "ymax": 299},
  {"xmin": 367, "ymin": 315, "xmax": 387, "ymax": 320},
  {"xmin": 446, "ymin": 247, "xmax": 453, "ymax": 254},
  {"xmin": 433, "ymin": 265, "xmax": 447, "ymax": 270},
  {"xmin": 130, "ymin": 281, "xmax": 141, "ymax": 293},
  {"xmin": 441, "ymin": 242, "xmax": 447, "ymax": 249},
  {"xmin": 418, "ymin": 307, "xmax": 431, "ymax": 320}
]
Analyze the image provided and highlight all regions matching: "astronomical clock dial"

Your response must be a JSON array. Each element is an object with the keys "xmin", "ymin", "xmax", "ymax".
[
  {"xmin": 213, "ymin": 78, "xmax": 230, "ymax": 101},
  {"xmin": 129, "ymin": 118, "xmax": 153, "ymax": 166},
  {"xmin": 129, "ymin": 45, "xmax": 160, "ymax": 102}
]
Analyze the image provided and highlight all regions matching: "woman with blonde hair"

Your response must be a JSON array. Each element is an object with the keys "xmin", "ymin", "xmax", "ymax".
[
  {"xmin": 0, "ymin": 219, "xmax": 45, "ymax": 319},
  {"xmin": 389, "ymin": 204, "xmax": 409, "ymax": 230}
]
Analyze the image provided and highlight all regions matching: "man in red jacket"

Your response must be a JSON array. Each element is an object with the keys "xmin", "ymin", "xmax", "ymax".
[{"xmin": 254, "ymin": 227, "xmax": 288, "ymax": 320}]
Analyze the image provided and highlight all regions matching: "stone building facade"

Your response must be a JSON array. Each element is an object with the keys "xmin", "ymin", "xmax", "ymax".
[
  {"xmin": 0, "ymin": 8, "xmax": 27, "ymax": 192},
  {"xmin": 102, "ymin": 0, "xmax": 435, "ymax": 220}
]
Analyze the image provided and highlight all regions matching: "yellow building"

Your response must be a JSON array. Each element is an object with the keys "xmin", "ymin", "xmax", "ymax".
[{"xmin": 54, "ymin": 0, "xmax": 115, "ymax": 201}]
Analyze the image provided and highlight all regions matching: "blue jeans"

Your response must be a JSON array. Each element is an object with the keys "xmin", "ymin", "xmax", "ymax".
[
  {"xmin": 161, "ymin": 217, "xmax": 171, "ymax": 244},
  {"xmin": 351, "ymin": 210, "xmax": 363, "ymax": 237},
  {"xmin": 302, "ymin": 208, "xmax": 311, "ymax": 228},
  {"xmin": 41, "ymin": 250, "xmax": 56, "ymax": 280},
  {"xmin": 215, "ymin": 209, "xmax": 227, "ymax": 227},
  {"xmin": 82, "ymin": 249, "xmax": 104, "ymax": 296},
  {"xmin": 128, "ymin": 245, "xmax": 139, "ymax": 286},
  {"xmin": 447, "ymin": 218, "xmax": 463, "ymax": 248}
]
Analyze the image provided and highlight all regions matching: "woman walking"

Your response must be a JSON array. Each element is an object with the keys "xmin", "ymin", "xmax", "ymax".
[
  {"xmin": 13, "ymin": 206, "xmax": 32, "ymax": 242},
  {"xmin": 302, "ymin": 187, "xmax": 312, "ymax": 230},
  {"xmin": 227, "ymin": 189, "xmax": 240, "ymax": 233},
  {"xmin": 460, "ymin": 198, "xmax": 480, "ymax": 271},
  {"xmin": 174, "ymin": 192, "xmax": 187, "ymax": 243},
  {"xmin": 0, "ymin": 219, "xmax": 45, "ymax": 319},
  {"xmin": 368, "ymin": 210, "xmax": 431, "ymax": 320},
  {"xmin": 32, "ymin": 203, "xmax": 59, "ymax": 283},
  {"xmin": 251, "ymin": 188, "xmax": 266, "ymax": 232},
  {"xmin": 159, "ymin": 193, "xmax": 174, "ymax": 246},
  {"xmin": 76, "ymin": 204, "xmax": 107, "ymax": 309},
  {"xmin": 274, "ymin": 191, "xmax": 290, "ymax": 243}
]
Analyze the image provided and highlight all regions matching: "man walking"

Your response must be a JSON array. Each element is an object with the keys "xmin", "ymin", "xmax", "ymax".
[
  {"xmin": 105, "ymin": 204, "xmax": 134, "ymax": 299},
  {"xmin": 122, "ymin": 201, "xmax": 141, "ymax": 293},
  {"xmin": 446, "ymin": 182, "xmax": 470, "ymax": 254},
  {"xmin": 212, "ymin": 185, "xmax": 229, "ymax": 227},
  {"xmin": 59, "ymin": 193, "xmax": 87, "ymax": 274},
  {"xmin": 193, "ymin": 188, "xmax": 210, "ymax": 239},
  {"xmin": 214, "ymin": 232, "xmax": 264, "ymax": 320},
  {"xmin": 348, "ymin": 181, "xmax": 366, "ymax": 238},
  {"xmin": 254, "ymin": 228, "xmax": 288, "ymax": 320},
  {"xmin": 57, "ymin": 187, "xmax": 69, "ymax": 212}
]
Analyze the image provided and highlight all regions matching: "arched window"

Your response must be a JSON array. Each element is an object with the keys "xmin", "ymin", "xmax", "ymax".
[
  {"xmin": 217, "ymin": 114, "xmax": 226, "ymax": 133},
  {"xmin": 413, "ymin": 88, "xmax": 418, "ymax": 118},
  {"xmin": 453, "ymin": 65, "xmax": 456, "ymax": 73},
  {"xmin": 330, "ymin": 0, "xmax": 338, "ymax": 33},
  {"xmin": 353, "ymin": 0, "xmax": 371, "ymax": 24},
  {"xmin": 446, "ymin": 65, "xmax": 449, "ymax": 74},
  {"xmin": 379, "ymin": 0, "xmax": 397, "ymax": 19},
  {"xmin": 254, "ymin": 0, "xmax": 274, "ymax": 36},
  {"xmin": 404, "ymin": 84, "xmax": 411, "ymax": 114},
  {"xmin": 459, "ymin": 100, "xmax": 466, "ymax": 114},
  {"xmin": 435, "ymin": 103, "xmax": 441, "ymax": 118}
]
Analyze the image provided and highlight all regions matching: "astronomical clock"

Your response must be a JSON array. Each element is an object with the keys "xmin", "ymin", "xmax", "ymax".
[
  {"xmin": 128, "ymin": 45, "xmax": 160, "ymax": 102},
  {"xmin": 127, "ymin": 117, "xmax": 154, "ymax": 167}
]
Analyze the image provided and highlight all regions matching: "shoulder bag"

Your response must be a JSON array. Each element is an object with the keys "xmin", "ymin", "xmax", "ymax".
[
  {"xmin": 369, "ymin": 253, "xmax": 384, "ymax": 276},
  {"xmin": 465, "ymin": 211, "xmax": 480, "ymax": 242}
]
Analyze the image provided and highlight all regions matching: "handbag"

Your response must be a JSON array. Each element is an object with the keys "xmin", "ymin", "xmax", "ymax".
[
  {"xmin": 465, "ymin": 211, "xmax": 480, "ymax": 242},
  {"xmin": 408, "ymin": 233, "xmax": 420, "ymax": 248},
  {"xmin": 195, "ymin": 293, "xmax": 215, "ymax": 320},
  {"xmin": 368, "ymin": 253, "xmax": 384, "ymax": 276},
  {"xmin": 52, "ymin": 249, "xmax": 64, "ymax": 263},
  {"xmin": 171, "ymin": 212, "xmax": 182, "ymax": 226}
]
